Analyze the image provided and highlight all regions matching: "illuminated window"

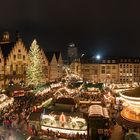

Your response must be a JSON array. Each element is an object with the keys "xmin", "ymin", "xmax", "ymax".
[
  {"xmin": 106, "ymin": 66, "xmax": 110, "ymax": 69},
  {"xmin": 107, "ymin": 60, "xmax": 111, "ymax": 63},
  {"xmin": 101, "ymin": 66, "xmax": 105, "ymax": 69},
  {"xmin": 112, "ymin": 60, "xmax": 116, "ymax": 63},
  {"xmin": 17, "ymin": 54, "xmax": 21, "ymax": 59},
  {"xmin": 112, "ymin": 66, "xmax": 116, "ymax": 69},
  {"xmin": 101, "ymin": 70, "xmax": 105, "ymax": 74}
]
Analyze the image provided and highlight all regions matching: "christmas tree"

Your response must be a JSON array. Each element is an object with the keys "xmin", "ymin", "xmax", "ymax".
[{"xmin": 26, "ymin": 39, "xmax": 45, "ymax": 87}]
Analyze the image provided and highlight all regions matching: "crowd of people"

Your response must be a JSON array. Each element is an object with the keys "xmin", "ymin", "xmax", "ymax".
[
  {"xmin": 0, "ymin": 88, "xmax": 57, "ymax": 138},
  {"xmin": 0, "ymin": 79, "xmax": 139, "ymax": 140}
]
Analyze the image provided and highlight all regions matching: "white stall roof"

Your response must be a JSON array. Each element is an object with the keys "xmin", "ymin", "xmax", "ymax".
[{"xmin": 88, "ymin": 105, "xmax": 109, "ymax": 118}]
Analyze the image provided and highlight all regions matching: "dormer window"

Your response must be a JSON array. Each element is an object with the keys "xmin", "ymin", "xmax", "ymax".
[
  {"xmin": 17, "ymin": 54, "xmax": 21, "ymax": 59},
  {"xmin": 107, "ymin": 60, "xmax": 111, "ymax": 63},
  {"xmin": 112, "ymin": 60, "xmax": 116, "ymax": 63}
]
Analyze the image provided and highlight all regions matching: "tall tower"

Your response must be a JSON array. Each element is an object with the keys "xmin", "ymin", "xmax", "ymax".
[
  {"xmin": 1, "ymin": 32, "xmax": 10, "ymax": 43},
  {"xmin": 67, "ymin": 43, "xmax": 78, "ymax": 63}
]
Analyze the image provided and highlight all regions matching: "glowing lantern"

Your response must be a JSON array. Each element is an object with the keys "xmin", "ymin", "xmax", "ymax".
[{"xmin": 59, "ymin": 112, "xmax": 66, "ymax": 124}]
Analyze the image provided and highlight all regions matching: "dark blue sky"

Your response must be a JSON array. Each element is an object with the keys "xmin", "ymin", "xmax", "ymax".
[{"xmin": 0, "ymin": 0, "xmax": 140, "ymax": 58}]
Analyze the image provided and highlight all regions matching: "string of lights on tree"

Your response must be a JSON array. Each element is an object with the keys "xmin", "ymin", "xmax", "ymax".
[{"xmin": 26, "ymin": 39, "xmax": 45, "ymax": 87}]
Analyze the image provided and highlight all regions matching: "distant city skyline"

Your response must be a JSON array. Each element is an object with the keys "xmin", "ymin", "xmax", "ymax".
[{"xmin": 0, "ymin": 1, "xmax": 140, "ymax": 59}]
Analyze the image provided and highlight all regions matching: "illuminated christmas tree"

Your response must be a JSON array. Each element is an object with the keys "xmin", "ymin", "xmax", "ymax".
[{"xmin": 26, "ymin": 39, "xmax": 45, "ymax": 87}]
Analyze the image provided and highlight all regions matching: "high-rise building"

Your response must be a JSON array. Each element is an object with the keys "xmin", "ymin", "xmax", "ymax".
[{"xmin": 67, "ymin": 43, "xmax": 78, "ymax": 63}]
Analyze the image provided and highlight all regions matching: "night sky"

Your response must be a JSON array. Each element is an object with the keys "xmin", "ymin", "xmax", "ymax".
[{"xmin": 0, "ymin": 0, "xmax": 140, "ymax": 59}]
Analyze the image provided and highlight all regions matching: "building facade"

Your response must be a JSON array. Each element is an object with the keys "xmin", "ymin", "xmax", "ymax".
[
  {"xmin": 70, "ymin": 56, "xmax": 140, "ymax": 83},
  {"xmin": 47, "ymin": 52, "xmax": 63, "ymax": 81},
  {"xmin": 0, "ymin": 32, "xmax": 28, "ymax": 88},
  {"xmin": 0, "ymin": 32, "xmax": 63, "ymax": 88},
  {"xmin": 67, "ymin": 43, "xmax": 78, "ymax": 63}
]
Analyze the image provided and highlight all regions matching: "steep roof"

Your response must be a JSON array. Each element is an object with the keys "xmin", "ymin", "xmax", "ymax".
[
  {"xmin": 0, "ymin": 42, "xmax": 15, "ymax": 59},
  {"xmin": 44, "ymin": 51, "xmax": 61, "ymax": 62},
  {"xmin": 55, "ymin": 51, "xmax": 60, "ymax": 61}
]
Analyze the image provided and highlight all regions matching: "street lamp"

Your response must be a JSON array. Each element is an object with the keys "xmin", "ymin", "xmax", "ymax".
[{"xmin": 96, "ymin": 54, "xmax": 101, "ymax": 60}]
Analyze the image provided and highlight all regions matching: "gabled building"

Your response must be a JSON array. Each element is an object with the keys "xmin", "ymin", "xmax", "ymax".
[
  {"xmin": 46, "ymin": 52, "xmax": 63, "ymax": 81},
  {"xmin": 0, "ymin": 32, "xmax": 28, "ymax": 88},
  {"xmin": 40, "ymin": 48, "xmax": 49, "ymax": 82}
]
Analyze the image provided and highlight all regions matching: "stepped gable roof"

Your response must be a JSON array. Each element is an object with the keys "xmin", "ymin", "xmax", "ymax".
[
  {"xmin": 0, "ymin": 42, "xmax": 15, "ymax": 59},
  {"xmin": 44, "ymin": 51, "xmax": 60, "ymax": 62}
]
